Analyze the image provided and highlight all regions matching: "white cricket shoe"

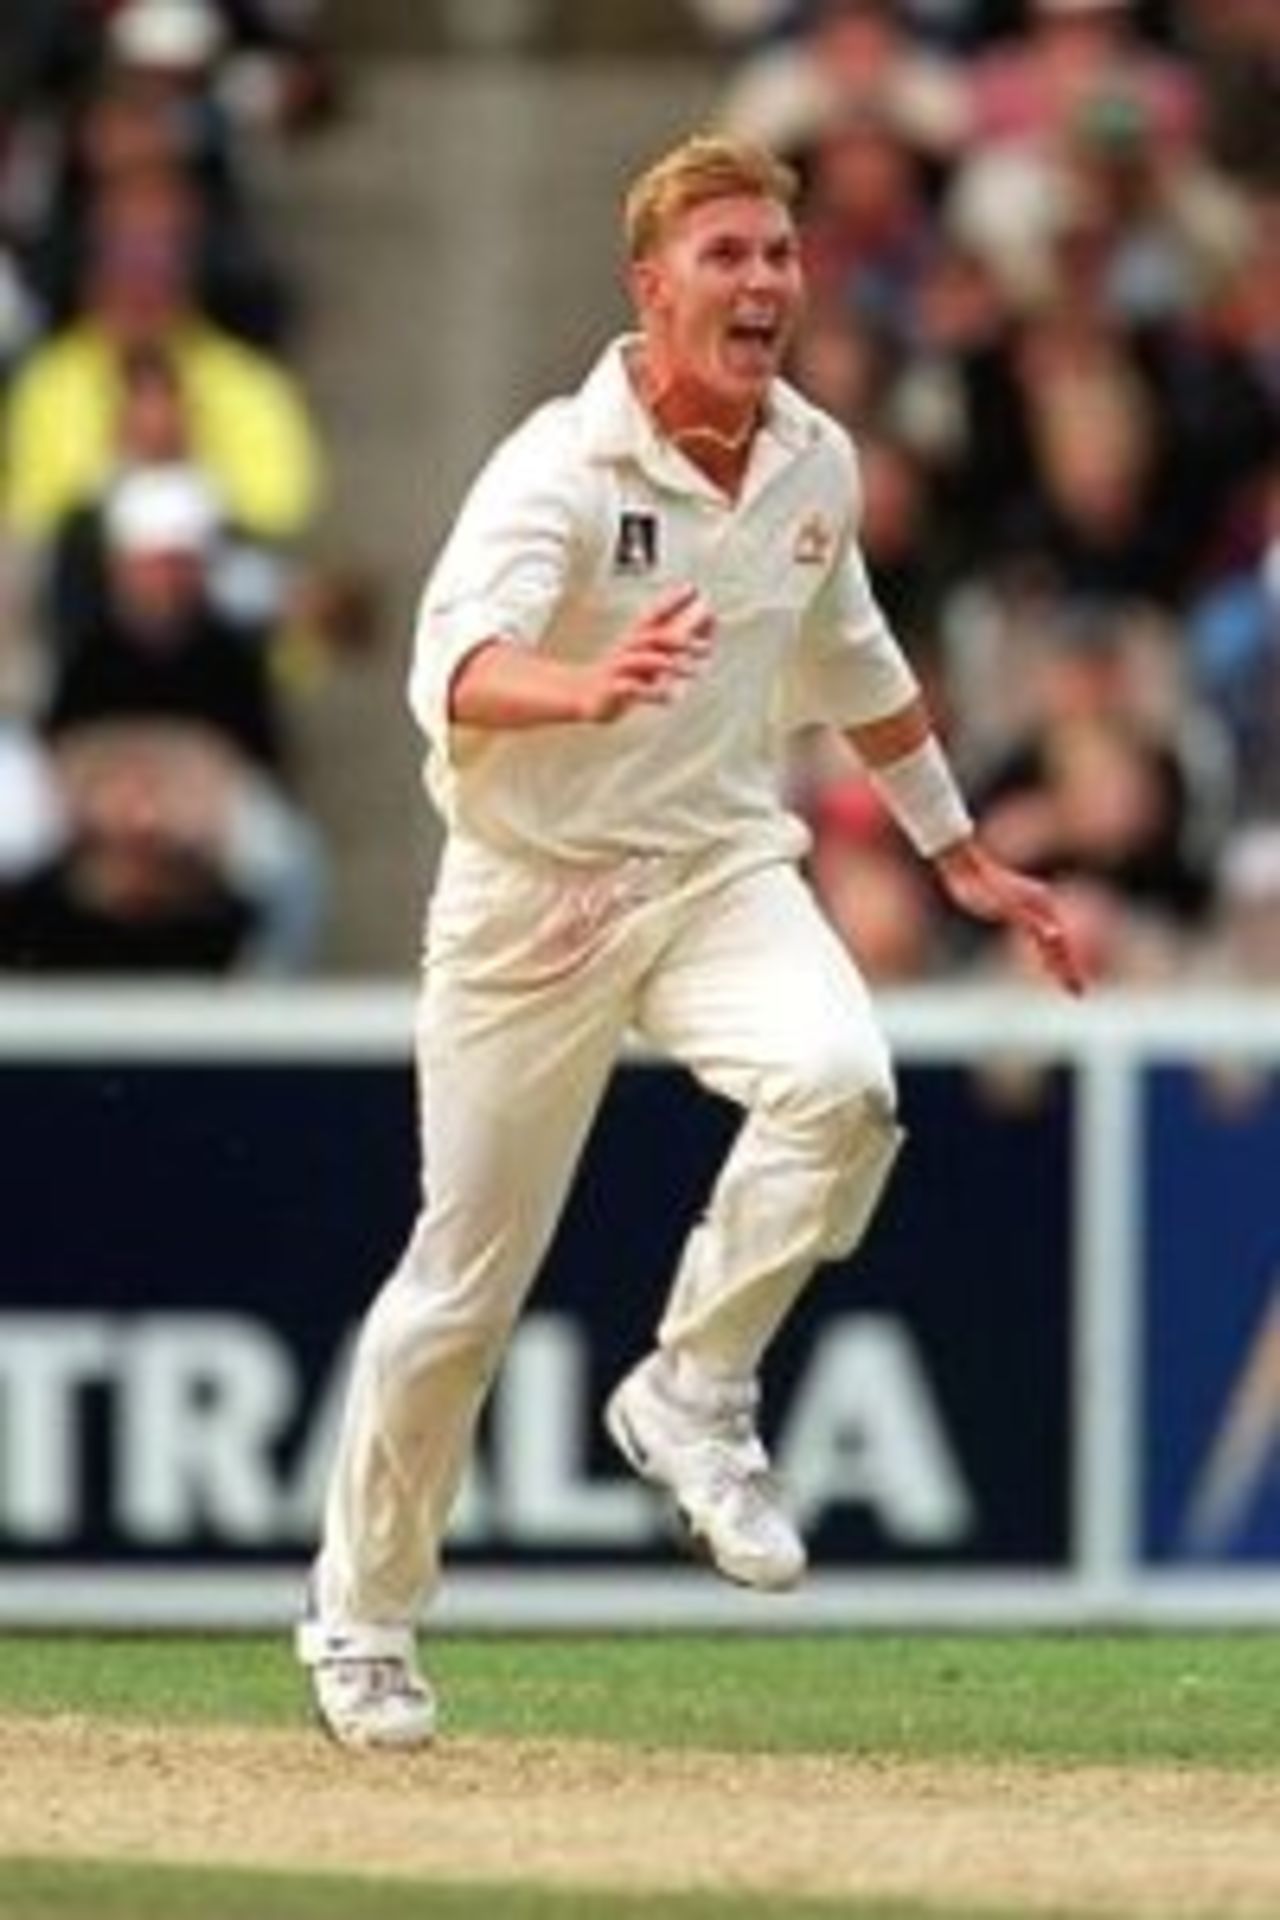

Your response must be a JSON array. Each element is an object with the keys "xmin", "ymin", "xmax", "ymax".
[
  {"xmin": 605, "ymin": 1352, "xmax": 806, "ymax": 1592},
  {"xmin": 296, "ymin": 1615, "xmax": 437, "ymax": 1751}
]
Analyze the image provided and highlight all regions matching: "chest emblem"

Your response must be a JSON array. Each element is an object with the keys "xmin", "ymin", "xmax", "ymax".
[
  {"xmin": 613, "ymin": 509, "xmax": 660, "ymax": 575},
  {"xmin": 792, "ymin": 512, "xmax": 835, "ymax": 567}
]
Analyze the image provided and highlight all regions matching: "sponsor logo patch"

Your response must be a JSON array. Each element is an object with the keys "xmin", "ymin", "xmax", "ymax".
[{"xmin": 613, "ymin": 510, "xmax": 659, "ymax": 575}]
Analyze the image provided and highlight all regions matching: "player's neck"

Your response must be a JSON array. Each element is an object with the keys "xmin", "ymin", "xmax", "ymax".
[{"xmin": 628, "ymin": 346, "xmax": 761, "ymax": 494}]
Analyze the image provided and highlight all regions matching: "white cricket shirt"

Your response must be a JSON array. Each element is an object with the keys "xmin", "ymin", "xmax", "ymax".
[{"xmin": 409, "ymin": 336, "xmax": 920, "ymax": 869}]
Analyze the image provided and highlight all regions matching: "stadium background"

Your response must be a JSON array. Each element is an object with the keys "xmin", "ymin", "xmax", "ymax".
[{"xmin": 0, "ymin": 0, "xmax": 1276, "ymax": 1622}]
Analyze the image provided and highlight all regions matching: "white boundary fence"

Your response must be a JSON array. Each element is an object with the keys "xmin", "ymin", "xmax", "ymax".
[{"xmin": 1, "ymin": 983, "xmax": 1278, "ymax": 1631}]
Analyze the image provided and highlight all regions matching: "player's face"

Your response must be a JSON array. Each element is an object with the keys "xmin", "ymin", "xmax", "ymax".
[{"xmin": 634, "ymin": 194, "xmax": 805, "ymax": 412}]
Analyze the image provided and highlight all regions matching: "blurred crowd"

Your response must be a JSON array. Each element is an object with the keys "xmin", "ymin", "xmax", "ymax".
[
  {"xmin": 1, "ymin": 2, "xmax": 1275, "ymax": 988},
  {"xmin": 0, "ymin": 0, "xmax": 349, "ymax": 975},
  {"xmin": 695, "ymin": 0, "xmax": 1278, "ymax": 988}
]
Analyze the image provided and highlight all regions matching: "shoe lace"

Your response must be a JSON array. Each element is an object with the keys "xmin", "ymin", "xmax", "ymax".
[
  {"xmin": 691, "ymin": 1401, "xmax": 782, "ymax": 1515},
  {"xmin": 337, "ymin": 1656, "xmax": 427, "ymax": 1705}
]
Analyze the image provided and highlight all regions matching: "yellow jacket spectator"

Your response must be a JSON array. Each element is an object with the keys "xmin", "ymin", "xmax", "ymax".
[{"xmin": 1, "ymin": 168, "xmax": 322, "ymax": 543}]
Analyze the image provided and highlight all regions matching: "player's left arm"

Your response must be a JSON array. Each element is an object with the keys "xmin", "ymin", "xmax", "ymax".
[{"xmin": 846, "ymin": 697, "xmax": 1089, "ymax": 998}]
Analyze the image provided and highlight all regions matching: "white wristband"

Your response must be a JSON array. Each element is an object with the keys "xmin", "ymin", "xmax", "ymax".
[{"xmin": 869, "ymin": 737, "xmax": 973, "ymax": 858}]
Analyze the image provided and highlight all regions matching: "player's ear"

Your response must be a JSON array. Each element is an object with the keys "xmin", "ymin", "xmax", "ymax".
[{"xmin": 628, "ymin": 254, "xmax": 665, "ymax": 322}]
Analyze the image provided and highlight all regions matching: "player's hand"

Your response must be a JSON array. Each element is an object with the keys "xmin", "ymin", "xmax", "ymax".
[
  {"xmin": 933, "ymin": 836, "xmax": 1090, "ymax": 996},
  {"xmin": 577, "ymin": 584, "xmax": 715, "ymax": 723}
]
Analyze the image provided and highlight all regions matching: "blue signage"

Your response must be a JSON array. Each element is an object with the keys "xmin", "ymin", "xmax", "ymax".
[
  {"xmin": 1143, "ymin": 1065, "xmax": 1280, "ymax": 1564},
  {"xmin": 0, "ymin": 1055, "xmax": 1074, "ymax": 1573}
]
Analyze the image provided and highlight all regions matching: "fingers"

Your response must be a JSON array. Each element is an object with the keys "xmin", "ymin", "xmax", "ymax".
[
  {"xmin": 921, "ymin": 836, "xmax": 1093, "ymax": 995},
  {"xmin": 643, "ymin": 581, "xmax": 711, "ymax": 628},
  {"xmin": 959, "ymin": 857, "xmax": 1091, "ymax": 997},
  {"xmin": 1034, "ymin": 927, "xmax": 1087, "ymax": 996},
  {"xmin": 607, "ymin": 654, "xmax": 697, "ymax": 706},
  {"xmin": 1020, "ymin": 899, "xmax": 1089, "ymax": 997},
  {"xmin": 641, "ymin": 584, "xmax": 715, "ymax": 650},
  {"xmin": 611, "ymin": 585, "xmax": 716, "ymax": 707}
]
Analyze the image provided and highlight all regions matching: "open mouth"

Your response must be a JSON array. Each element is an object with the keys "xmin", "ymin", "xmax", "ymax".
[{"xmin": 725, "ymin": 318, "xmax": 781, "ymax": 351}]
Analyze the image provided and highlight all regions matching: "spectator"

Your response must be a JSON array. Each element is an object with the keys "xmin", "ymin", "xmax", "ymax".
[
  {"xmin": 0, "ymin": 726, "xmax": 258, "ymax": 974},
  {"xmin": 0, "ymin": 0, "xmax": 342, "ymax": 976},
  {"xmin": 32, "ymin": 462, "xmax": 325, "ymax": 970},
  {"xmin": 0, "ymin": 718, "xmax": 66, "ymax": 878},
  {"xmin": 1, "ymin": 163, "xmax": 321, "ymax": 544},
  {"xmin": 1134, "ymin": 277, "xmax": 1278, "ymax": 580},
  {"xmin": 852, "ymin": 428, "xmax": 953, "ymax": 668},
  {"xmin": 0, "ymin": 0, "xmax": 100, "ymax": 117},
  {"xmin": 785, "ymin": 297, "xmax": 894, "ymax": 429},
  {"xmin": 952, "ymin": 246, "xmax": 1271, "ymax": 603},
  {"xmin": 901, "ymin": 238, "xmax": 1024, "ymax": 543},
  {"xmin": 1177, "ymin": 0, "xmax": 1279, "ymax": 192},
  {"xmin": 1204, "ymin": 825, "xmax": 1280, "ymax": 985},
  {"xmin": 34, "ymin": 64, "xmax": 294, "ymax": 345},
  {"xmin": 714, "ymin": 0, "xmax": 1272, "ymax": 995},
  {"xmin": 1, "ymin": 0, "xmax": 336, "ymax": 135},
  {"xmin": 1193, "ymin": 198, "xmax": 1280, "ymax": 421},
  {"xmin": 45, "ymin": 461, "xmax": 282, "ymax": 762},
  {"xmin": 967, "ymin": 0, "xmax": 1200, "ymax": 153},
  {"xmin": 42, "ymin": 337, "xmax": 294, "ymax": 661},
  {"xmin": 208, "ymin": 1, "xmax": 340, "ymax": 136},
  {"xmin": 1187, "ymin": 462, "xmax": 1280, "ymax": 822},
  {"xmin": 996, "ymin": 320, "xmax": 1191, "ymax": 605},
  {"xmin": 800, "ymin": 107, "xmax": 938, "ymax": 346},
  {"xmin": 685, "ymin": 0, "xmax": 804, "ymax": 54},
  {"xmin": 947, "ymin": 77, "xmax": 1253, "ymax": 320},
  {"xmin": 0, "ymin": 708, "xmax": 254, "ymax": 975},
  {"xmin": 104, "ymin": 0, "xmax": 335, "ymax": 143},
  {"xmin": 785, "ymin": 292, "xmax": 973, "ymax": 482},
  {"xmin": 107, "ymin": 0, "xmax": 231, "ymax": 103},
  {"xmin": 716, "ymin": 0, "xmax": 968, "ymax": 166},
  {"xmin": 970, "ymin": 605, "xmax": 1227, "ymax": 939}
]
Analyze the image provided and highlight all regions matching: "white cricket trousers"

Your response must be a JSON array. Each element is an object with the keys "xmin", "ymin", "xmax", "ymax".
[{"xmin": 315, "ymin": 843, "xmax": 903, "ymax": 1628}]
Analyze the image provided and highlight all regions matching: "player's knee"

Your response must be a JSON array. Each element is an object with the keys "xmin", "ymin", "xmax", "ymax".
[
  {"xmin": 770, "ymin": 1038, "xmax": 898, "ymax": 1146},
  {"xmin": 819, "ymin": 1084, "xmax": 905, "ymax": 1256},
  {"xmin": 377, "ymin": 1277, "xmax": 514, "ymax": 1387},
  {"xmin": 371, "ymin": 1230, "xmax": 521, "ymax": 1384}
]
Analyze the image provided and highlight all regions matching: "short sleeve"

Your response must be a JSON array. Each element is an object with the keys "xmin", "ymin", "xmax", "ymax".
[
  {"xmin": 407, "ymin": 404, "xmax": 588, "ymax": 754},
  {"xmin": 777, "ymin": 433, "xmax": 920, "ymax": 733}
]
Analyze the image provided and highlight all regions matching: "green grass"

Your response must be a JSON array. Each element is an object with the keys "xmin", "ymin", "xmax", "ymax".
[
  {"xmin": 0, "ymin": 1632, "xmax": 1278, "ymax": 1768},
  {"xmin": 1, "ymin": 1635, "xmax": 1275, "ymax": 1920},
  {"xmin": 0, "ymin": 1860, "xmax": 1082, "ymax": 1920}
]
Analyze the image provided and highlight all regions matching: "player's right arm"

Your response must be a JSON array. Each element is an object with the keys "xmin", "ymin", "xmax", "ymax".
[
  {"xmin": 411, "ymin": 409, "xmax": 713, "ymax": 746},
  {"xmin": 448, "ymin": 584, "xmax": 715, "ymax": 729}
]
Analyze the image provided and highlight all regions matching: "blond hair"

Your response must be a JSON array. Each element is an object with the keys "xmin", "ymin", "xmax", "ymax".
[{"xmin": 623, "ymin": 134, "xmax": 798, "ymax": 262}]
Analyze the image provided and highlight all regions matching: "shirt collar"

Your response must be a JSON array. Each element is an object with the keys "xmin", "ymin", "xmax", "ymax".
[{"xmin": 578, "ymin": 335, "xmax": 819, "ymax": 475}]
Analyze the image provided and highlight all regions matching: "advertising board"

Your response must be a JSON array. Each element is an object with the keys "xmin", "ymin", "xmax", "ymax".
[{"xmin": 0, "ymin": 1044, "xmax": 1074, "ymax": 1616}]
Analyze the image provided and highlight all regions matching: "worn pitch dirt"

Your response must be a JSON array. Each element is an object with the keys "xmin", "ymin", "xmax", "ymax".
[{"xmin": 0, "ymin": 1715, "xmax": 1277, "ymax": 1915}]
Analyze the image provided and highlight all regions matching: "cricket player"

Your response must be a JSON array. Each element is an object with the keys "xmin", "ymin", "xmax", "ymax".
[{"xmin": 298, "ymin": 134, "xmax": 1085, "ymax": 1748}]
